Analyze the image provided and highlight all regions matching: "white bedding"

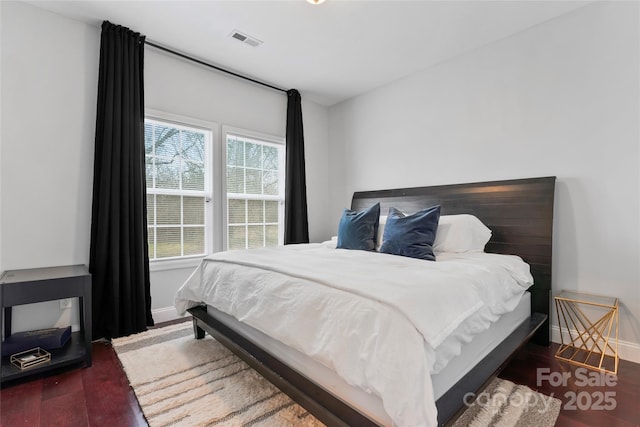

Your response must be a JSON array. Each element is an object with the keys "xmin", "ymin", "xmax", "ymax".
[{"xmin": 175, "ymin": 243, "xmax": 533, "ymax": 427}]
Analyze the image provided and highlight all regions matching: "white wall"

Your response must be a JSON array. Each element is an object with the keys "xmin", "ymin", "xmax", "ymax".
[
  {"xmin": 1, "ymin": 1, "xmax": 331, "ymax": 329},
  {"xmin": 1, "ymin": 1, "xmax": 98, "ymax": 271},
  {"xmin": 301, "ymin": 99, "xmax": 332, "ymax": 242},
  {"xmin": 329, "ymin": 2, "xmax": 640, "ymax": 359},
  {"xmin": 1, "ymin": 1, "xmax": 99, "ymax": 332}
]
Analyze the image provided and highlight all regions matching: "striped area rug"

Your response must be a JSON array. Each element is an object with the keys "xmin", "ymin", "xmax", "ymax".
[
  {"xmin": 451, "ymin": 378, "xmax": 561, "ymax": 427},
  {"xmin": 113, "ymin": 321, "xmax": 560, "ymax": 427},
  {"xmin": 112, "ymin": 322, "xmax": 323, "ymax": 427}
]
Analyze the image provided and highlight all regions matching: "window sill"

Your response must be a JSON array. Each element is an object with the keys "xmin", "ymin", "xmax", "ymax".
[{"xmin": 149, "ymin": 256, "xmax": 203, "ymax": 272}]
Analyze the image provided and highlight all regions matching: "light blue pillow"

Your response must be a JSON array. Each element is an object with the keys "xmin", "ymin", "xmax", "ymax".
[
  {"xmin": 337, "ymin": 203, "xmax": 380, "ymax": 251},
  {"xmin": 380, "ymin": 205, "xmax": 441, "ymax": 260}
]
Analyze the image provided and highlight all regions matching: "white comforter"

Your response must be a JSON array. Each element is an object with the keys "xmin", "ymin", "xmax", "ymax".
[{"xmin": 175, "ymin": 243, "xmax": 533, "ymax": 427}]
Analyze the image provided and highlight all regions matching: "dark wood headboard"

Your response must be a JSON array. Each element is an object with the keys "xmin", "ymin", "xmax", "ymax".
[{"xmin": 351, "ymin": 176, "xmax": 556, "ymax": 345}]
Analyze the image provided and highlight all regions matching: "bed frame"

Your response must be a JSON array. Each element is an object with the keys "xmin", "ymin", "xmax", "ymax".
[{"xmin": 188, "ymin": 176, "xmax": 556, "ymax": 426}]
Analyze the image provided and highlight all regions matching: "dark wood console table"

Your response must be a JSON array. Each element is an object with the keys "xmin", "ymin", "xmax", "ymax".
[{"xmin": 0, "ymin": 265, "xmax": 92, "ymax": 385}]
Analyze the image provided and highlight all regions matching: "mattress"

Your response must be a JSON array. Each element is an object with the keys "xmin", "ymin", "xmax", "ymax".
[
  {"xmin": 431, "ymin": 291, "xmax": 530, "ymax": 398},
  {"xmin": 206, "ymin": 292, "xmax": 531, "ymax": 426}
]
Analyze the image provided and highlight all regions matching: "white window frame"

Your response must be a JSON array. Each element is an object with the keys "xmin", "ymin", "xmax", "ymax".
[
  {"xmin": 223, "ymin": 126, "xmax": 286, "ymax": 250},
  {"xmin": 146, "ymin": 109, "xmax": 220, "ymax": 271}
]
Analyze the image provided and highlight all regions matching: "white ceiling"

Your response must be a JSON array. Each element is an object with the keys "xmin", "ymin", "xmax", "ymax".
[{"xmin": 29, "ymin": 0, "xmax": 590, "ymax": 106}]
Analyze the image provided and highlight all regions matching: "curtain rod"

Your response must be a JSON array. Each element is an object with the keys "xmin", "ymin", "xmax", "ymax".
[{"xmin": 145, "ymin": 40, "xmax": 288, "ymax": 94}]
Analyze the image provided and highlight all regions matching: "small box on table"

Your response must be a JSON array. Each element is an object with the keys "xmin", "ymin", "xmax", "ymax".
[{"xmin": 10, "ymin": 347, "xmax": 51, "ymax": 370}]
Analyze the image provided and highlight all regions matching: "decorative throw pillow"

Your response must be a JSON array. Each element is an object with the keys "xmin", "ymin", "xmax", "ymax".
[
  {"xmin": 336, "ymin": 203, "xmax": 381, "ymax": 251},
  {"xmin": 380, "ymin": 205, "xmax": 441, "ymax": 260}
]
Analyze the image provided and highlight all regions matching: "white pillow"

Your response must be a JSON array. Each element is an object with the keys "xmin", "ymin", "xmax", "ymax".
[
  {"xmin": 376, "ymin": 215, "xmax": 387, "ymax": 250},
  {"xmin": 322, "ymin": 236, "xmax": 338, "ymax": 249},
  {"xmin": 433, "ymin": 214, "xmax": 491, "ymax": 253}
]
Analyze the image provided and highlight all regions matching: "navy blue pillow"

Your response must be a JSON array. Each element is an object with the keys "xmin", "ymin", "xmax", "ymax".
[
  {"xmin": 336, "ymin": 203, "xmax": 381, "ymax": 251},
  {"xmin": 379, "ymin": 205, "xmax": 441, "ymax": 260}
]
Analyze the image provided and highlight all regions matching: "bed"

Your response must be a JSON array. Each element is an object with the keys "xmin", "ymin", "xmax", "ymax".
[{"xmin": 175, "ymin": 176, "xmax": 556, "ymax": 426}]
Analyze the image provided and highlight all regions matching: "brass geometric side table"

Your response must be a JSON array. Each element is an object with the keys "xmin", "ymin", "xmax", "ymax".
[{"xmin": 554, "ymin": 290, "xmax": 618, "ymax": 374}]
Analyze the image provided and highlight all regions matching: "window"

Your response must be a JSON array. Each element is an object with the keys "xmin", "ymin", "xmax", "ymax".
[
  {"xmin": 225, "ymin": 131, "xmax": 285, "ymax": 250},
  {"xmin": 145, "ymin": 116, "xmax": 213, "ymax": 261},
  {"xmin": 144, "ymin": 114, "xmax": 282, "ymax": 264}
]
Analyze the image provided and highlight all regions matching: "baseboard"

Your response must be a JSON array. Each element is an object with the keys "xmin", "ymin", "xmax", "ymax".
[
  {"xmin": 551, "ymin": 325, "xmax": 640, "ymax": 364},
  {"xmin": 151, "ymin": 306, "xmax": 184, "ymax": 324}
]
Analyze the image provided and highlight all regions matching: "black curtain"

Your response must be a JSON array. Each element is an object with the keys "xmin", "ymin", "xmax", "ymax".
[
  {"xmin": 284, "ymin": 89, "xmax": 310, "ymax": 244},
  {"xmin": 89, "ymin": 21, "xmax": 154, "ymax": 339}
]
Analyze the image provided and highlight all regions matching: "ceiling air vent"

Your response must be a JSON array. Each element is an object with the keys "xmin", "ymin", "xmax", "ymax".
[{"xmin": 230, "ymin": 30, "xmax": 263, "ymax": 47}]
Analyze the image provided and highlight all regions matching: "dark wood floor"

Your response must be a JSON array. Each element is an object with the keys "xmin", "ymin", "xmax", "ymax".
[
  {"xmin": 499, "ymin": 342, "xmax": 640, "ymax": 427},
  {"xmin": 1, "ymin": 341, "xmax": 147, "ymax": 427},
  {"xmin": 1, "ymin": 324, "xmax": 638, "ymax": 426}
]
